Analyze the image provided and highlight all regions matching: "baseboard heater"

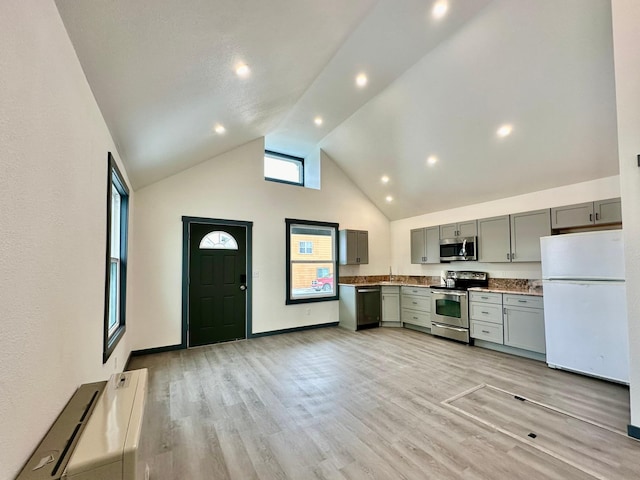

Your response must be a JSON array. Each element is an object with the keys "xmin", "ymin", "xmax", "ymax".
[{"xmin": 16, "ymin": 368, "xmax": 148, "ymax": 480}]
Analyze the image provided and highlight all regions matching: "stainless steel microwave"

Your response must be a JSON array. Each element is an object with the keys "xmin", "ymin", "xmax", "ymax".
[{"xmin": 439, "ymin": 236, "xmax": 477, "ymax": 262}]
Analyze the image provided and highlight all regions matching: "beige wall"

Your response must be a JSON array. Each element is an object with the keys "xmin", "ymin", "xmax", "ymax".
[
  {"xmin": 129, "ymin": 142, "xmax": 391, "ymax": 347},
  {"xmin": 0, "ymin": 2, "xmax": 134, "ymax": 478},
  {"xmin": 612, "ymin": 0, "xmax": 640, "ymax": 428}
]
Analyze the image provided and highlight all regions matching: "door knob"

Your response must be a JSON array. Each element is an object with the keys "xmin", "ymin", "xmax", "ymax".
[{"xmin": 240, "ymin": 285, "xmax": 247, "ymax": 291}]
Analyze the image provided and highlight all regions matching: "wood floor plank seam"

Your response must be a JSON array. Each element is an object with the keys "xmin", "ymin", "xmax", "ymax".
[
  {"xmin": 129, "ymin": 327, "xmax": 636, "ymax": 480},
  {"xmin": 442, "ymin": 384, "xmax": 638, "ymax": 480}
]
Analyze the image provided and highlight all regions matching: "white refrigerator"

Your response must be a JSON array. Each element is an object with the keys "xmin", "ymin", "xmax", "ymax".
[{"xmin": 540, "ymin": 230, "xmax": 629, "ymax": 384}]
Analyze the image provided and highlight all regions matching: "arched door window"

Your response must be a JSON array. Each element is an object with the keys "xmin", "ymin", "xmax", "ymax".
[{"xmin": 199, "ymin": 231, "xmax": 239, "ymax": 250}]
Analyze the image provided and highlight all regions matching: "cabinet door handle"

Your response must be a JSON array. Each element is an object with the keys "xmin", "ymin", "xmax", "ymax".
[
  {"xmin": 596, "ymin": 212, "xmax": 600, "ymax": 221},
  {"xmin": 504, "ymin": 307, "xmax": 507, "ymax": 314},
  {"xmin": 480, "ymin": 296, "xmax": 489, "ymax": 300},
  {"xmin": 589, "ymin": 213, "xmax": 593, "ymax": 222},
  {"xmin": 518, "ymin": 299, "xmax": 527, "ymax": 303},
  {"xmin": 507, "ymin": 253, "xmax": 510, "ymax": 260},
  {"xmin": 481, "ymin": 311, "xmax": 489, "ymax": 314},
  {"xmin": 482, "ymin": 330, "xmax": 490, "ymax": 334}
]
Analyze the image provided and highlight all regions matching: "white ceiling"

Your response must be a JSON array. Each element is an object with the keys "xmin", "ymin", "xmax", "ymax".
[{"xmin": 55, "ymin": 0, "xmax": 619, "ymax": 220}]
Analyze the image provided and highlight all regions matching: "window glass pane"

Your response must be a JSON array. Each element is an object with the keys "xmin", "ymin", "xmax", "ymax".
[
  {"xmin": 110, "ymin": 184, "xmax": 121, "ymax": 259},
  {"xmin": 265, "ymin": 154, "xmax": 302, "ymax": 184},
  {"xmin": 199, "ymin": 231, "xmax": 239, "ymax": 250},
  {"xmin": 108, "ymin": 258, "xmax": 119, "ymax": 334},
  {"xmin": 287, "ymin": 221, "xmax": 338, "ymax": 303}
]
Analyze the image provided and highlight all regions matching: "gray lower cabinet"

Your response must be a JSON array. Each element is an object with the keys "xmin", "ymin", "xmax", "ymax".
[
  {"xmin": 551, "ymin": 198, "xmax": 621, "ymax": 229},
  {"xmin": 410, "ymin": 226, "xmax": 440, "ymax": 264},
  {"xmin": 381, "ymin": 286, "xmax": 400, "ymax": 323},
  {"xmin": 503, "ymin": 294, "xmax": 545, "ymax": 353},
  {"xmin": 478, "ymin": 209, "xmax": 550, "ymax": 263},
  {"xmin": 339, "ymin": 229, "xmax": 368, "ymax": 265},
  {"xmin": 469, "ymin": 291, "xmax": 503, "ymax": 344},
  {"xmin": 400, "ymin": 286, "xmax": 431, "ymax": 328},
  {"xmin": 470, "ymin": 292, "xmax": 545, "ymax": 355}
]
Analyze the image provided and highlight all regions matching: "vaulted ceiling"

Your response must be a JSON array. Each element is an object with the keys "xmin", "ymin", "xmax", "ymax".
[{"xmin": 55, "ymin": 0, "xmax": 618, "ymax": 220}]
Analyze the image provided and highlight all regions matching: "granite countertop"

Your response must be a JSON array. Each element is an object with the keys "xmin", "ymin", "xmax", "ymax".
[
  {"xmin": 338, "ymin": 281, "xmax": 433, "ymax": 287},
  {"xmin": 468, "ymin": 286, "xmax": 543, "ymax": 297},
  {"xmin": 339, "ymin": 282, "xmax": 543, "ymax": 296}
]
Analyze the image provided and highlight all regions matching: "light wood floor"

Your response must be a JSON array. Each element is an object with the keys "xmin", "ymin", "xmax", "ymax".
[{"xmin": 128, "ymin": 327, "xmax": 638, "ymax": 480}]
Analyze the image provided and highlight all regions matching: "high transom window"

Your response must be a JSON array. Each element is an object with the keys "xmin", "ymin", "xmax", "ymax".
[{"xmin": 265, "ymin": 150, "xmax": 304, "ymax": 186}]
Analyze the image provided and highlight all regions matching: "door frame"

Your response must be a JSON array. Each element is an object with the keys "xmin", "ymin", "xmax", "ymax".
[{"xmin": 181, "ymin": 216, "xmax": 253, "ymax": 348}]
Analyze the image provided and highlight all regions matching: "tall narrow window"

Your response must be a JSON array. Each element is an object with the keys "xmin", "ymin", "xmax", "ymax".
[
  {"xmin": 265, "ymin": 150, "xmax": 304, "ymax": 186},
  {"xmin": 286, "ymin": 219, "xmax": 339, "ymax": 304},
  {"xmin": 104, "ymin": 152, "xmax": 129, "ymax": 362}
]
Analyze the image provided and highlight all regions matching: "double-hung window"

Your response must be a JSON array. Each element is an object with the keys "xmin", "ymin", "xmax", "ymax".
[
  {"xmin": 104, "ymin": 153, "xmax": 129, "ymax": 362},
  {"xmin": 286, "ymin": 219, "xmax": 338, "ymax": 304}
]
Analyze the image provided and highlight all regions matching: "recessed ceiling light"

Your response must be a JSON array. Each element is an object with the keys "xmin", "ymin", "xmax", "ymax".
[
  {"xmin": 432, "ymin": 1, "xmax": 449, "ymax": 19},
  {"xmin": 235, "ymin": 64, "xmax": 250, "ymax": 77},
  {"xmin": 427, "ymin": 155, "xmax": 438, "ymax": 166},
  {"xmin": 497, "ymin": 124, "xmax": 513, "ymax": 137},
  {"xmin": 385, "ymin": 195, "xmax": 393, "ymax": 203},
  {"xmin": 381, "ymin": 175, "xmax": 390, "ymax": 184},
  {"xmin": 314, "ymin": 116, "xmax": 323, "ymax": 126},
  {"xmin": 356, "ymin": 73, "xmax": 368, "ymax": 88},
  {"xmin": 214, "ymin": 124, "xmax": 226, "ymax": 134}
]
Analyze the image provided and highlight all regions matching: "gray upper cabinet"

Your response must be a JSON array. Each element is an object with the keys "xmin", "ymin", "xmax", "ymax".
[
  {"xmin": 550, "ymin": 202, "xmax": 594, "ymax": 229},
  {"xmin": 410, "ymin": 226, "xmax": 440, "ymax": 264},
  {"xmin": 551, "ymin": 198, "xmax": 621, "ymax": 229},
  {"xmin": 440, "ymin": 220, "xmax": 477, "ymax": 239},
  {"xmin": 478, "ymin": 215, "xmax": 511, "ymax": 262},
  {"xmin": 510, "ymin": 209, "xmax": 551, "ymax": 262},
  {"xmin": 339, "ymin": 229, "xmax": 368, "ymax": 265},
  {"xmin": 594, "ymin": 198, "xmax": 622, "ymax": 224},
  {"xmin": 478, "ymin": 209, "xmax": 550, "ymax": 263}
]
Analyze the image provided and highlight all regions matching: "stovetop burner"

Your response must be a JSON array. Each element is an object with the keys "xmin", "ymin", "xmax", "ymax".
[{"xmin": 431, "ymin": 270, "xmax": 489, "ymax": 292}]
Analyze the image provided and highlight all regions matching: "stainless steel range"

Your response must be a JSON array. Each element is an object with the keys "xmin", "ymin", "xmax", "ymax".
[{"xmin": 430, "ymin": 271, "xmax": 488, "ymax": 343}]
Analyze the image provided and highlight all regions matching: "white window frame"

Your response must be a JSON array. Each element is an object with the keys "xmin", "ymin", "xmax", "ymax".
[{"xmin": 299, "ymin": 241, "xmax": 313, "ymax": 254}]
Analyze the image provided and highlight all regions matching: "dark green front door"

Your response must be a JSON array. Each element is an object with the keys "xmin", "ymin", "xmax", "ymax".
[{"xmin": 189, "ymin": 223, "xmax": 247, "ymax": 347}]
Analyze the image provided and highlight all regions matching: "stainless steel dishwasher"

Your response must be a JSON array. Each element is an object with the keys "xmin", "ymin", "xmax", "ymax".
[{"xmin": 356, "ymin": 286, "xmax": 381, "ymax": 330}]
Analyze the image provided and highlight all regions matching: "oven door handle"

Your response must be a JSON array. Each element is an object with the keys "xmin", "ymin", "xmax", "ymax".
[
  {"xmin": 431, "ymin": 291, "xmax": 467, "ymax": 297},
  {"xmin": 432, "ymin": 322, "xmax": 467, "ymax": 332}
]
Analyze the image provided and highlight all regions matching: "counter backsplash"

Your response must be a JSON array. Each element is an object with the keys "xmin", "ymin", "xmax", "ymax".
[
  {"xmin": 340, "ymin": 275, "xmax": 543, "ymax": 292},
  {"xmin": 340, "ymin": 275, "xmax": 440, "ymax": 285}
]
